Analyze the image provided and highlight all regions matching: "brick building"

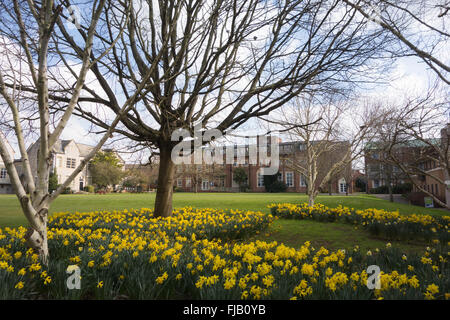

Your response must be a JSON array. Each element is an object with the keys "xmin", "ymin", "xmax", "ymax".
[
  {"xmin": 173, "ymin": 140, "xmax": 353, "ymax": 193},
  {"xmin": 364, "ymin": 124, "xmax": 450, "ymax": 207}
]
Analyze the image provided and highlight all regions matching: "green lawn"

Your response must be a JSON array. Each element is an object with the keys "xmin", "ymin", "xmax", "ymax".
[
  {"xmin": 250, "ymin": 219, "xmax": 427, "ymax": 254},
  {"xmin": 0, "ymin": 192, "xmax": 447, "ymax": 254},
  {"xmin": 0, "ymin": 192, "xmax": 446, "ymax": 228}
]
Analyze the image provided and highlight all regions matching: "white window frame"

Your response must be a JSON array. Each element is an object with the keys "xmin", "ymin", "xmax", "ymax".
[
  {"xmin": 257, "ymin": 172, "xmax": 264, "ymax": 187},
  {"xmin": 300, "ymin": 174, "xmax": 307, "ymax": 187},
  {"xmin": 285, "ymin": 171, "xmax": 294, "ymax": 187},
  {"xmin": 339, "ymin": 178, "xmax": 347, "ymax": 193},
  {"xmin": 177, "ymin": 179, "xmax": 183, "ymax": 187},
  {"xmin": 186, "ymin": 178, "xmax": 191, "ymax": 187},
  {"xmin": 201, "ymin": 180, "xmax": 209, "ymax": 190}
]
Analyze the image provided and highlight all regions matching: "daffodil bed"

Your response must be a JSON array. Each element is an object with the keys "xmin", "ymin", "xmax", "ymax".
[
  {"xmin": 0, "ymin": 207, "xmax": 448, "ymax": 300},
  {"xmin": 269, "ymin": 203, "xmax": 450, "ymax": 243}
]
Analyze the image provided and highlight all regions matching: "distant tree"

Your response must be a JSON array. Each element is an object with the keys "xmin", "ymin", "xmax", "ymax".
[
  {"xmin": 122, "ymin": 170, "xmax": 147, "ymax": 191},
  {"xmin": 233, "ymin": 167, "xmax": 248, "ymax": 192},
  {"xmin": 176, "ymin": 163, "xmax": 225, "ymax": 193},
  {"xmin": 369, "ymin": 89, "xmax": 449, "ymax": 209},
  {"xmin": 48, "ymin": 169, "xmax": 58, "ymax": 194},
  {"xmin": 90, "ymin": 151, "xmax": 125, "ymax": 190},
  {"xmin": 264, "ymin": 95, "xmax": 378, "ymax": 206}
]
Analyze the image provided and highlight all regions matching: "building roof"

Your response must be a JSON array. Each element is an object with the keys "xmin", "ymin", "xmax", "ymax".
[
  {"xmin": 75, "ymin": 142, "xmax": 95, "ymax": 157},
  {"xmin": 365, "ymin": 138, "xmax": 441, "ymax": 150}
]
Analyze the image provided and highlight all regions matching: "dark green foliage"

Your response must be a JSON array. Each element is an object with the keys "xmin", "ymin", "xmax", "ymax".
[
  {"xmin": 90, "ymin": 151, "xmax": 125, "ymax": 189},
  {"xmin": 263, "ymin": 172, "xmax": 287, "ymax": 192},
  {"xmin": 354, "ymin": 177, "xmax": 366, "ymax": 192},
  {"xmin": 61, "ymin": 187, "xmax": 72, "ymax": 194},
  {"xmin": 232, "ymin": 167, "xmax": 248, "ymax": 192},
  {"xmin": 370, "ymin": 183, "xmax": 412, "ymax": 194},
  {"xmin": 48, "ymin": 169, "xmax": 58, "ymax": 193}
]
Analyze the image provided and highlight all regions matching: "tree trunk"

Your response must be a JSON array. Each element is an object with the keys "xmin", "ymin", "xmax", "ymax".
[
  {"xmin": 308, "ymin": 194, "xmax": 315, "ymax": 207},
  {"xmin": 26, "ymin": 223, "xmax": 49, "ymax": 265},
  {"xmin": 24, "ymin": 205, "xmax": 49, "ymax": 265},
  {"xmin": 387, "ymin": 166, "xmax": 393, "ymax": 202},
  {"xmin": 154, "ymin": 145, "xmax": 176, "ymax": 217},
  {"xmin": 308, "ymin": 183, "xmax": 315, "ymax": 206}
]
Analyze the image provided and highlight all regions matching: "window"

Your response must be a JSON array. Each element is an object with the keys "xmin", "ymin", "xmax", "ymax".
[
  {"xmin": 257, "ymin": 172, "xmax": 264, "ymax": 187},
  {"xmin": 201, "ymin": 180, "xmax": 209, "ymax": 190},
  {"xmin": 0, "ymin": 168, "xmax": 7, "ymax": 179},
  {"xmin": 177, "ymin": 179, "xmax": 183, "ymax": 187},
  {"xmin": 277, "ymin": 172, "xmax": 283, "ymax": 182},
  {"xmin": 66, "ymin": 158, "xmax": 76, "ymax": 168},
  {"xmin": 186, "ymin": 178, "xmax": 191, "ymax": 187},
  {"xmin": 373, "ymin": 179, "xmax": 380, "ymax": 188},
  {"xmin": 300, "ymin": 175, "xmax": 306, "ymax": 187},
  {"xmin": 340, "ymin": 182, "xmax": 347, "ymax": 193},
  {"xmin": 285, "ymin": 172, "xmax": 294, "ymax": 187}
]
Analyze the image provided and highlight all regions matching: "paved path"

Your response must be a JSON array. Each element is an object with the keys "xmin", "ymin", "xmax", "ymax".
[{"xmin": 371, "ymin": 194, "xmax": 410, "ymax": 205}]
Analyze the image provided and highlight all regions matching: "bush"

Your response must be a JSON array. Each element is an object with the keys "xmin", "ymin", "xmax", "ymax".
[
  {"xmin": 392, "ymin": 183, "xmax": 412, "ymax": 194},
  {"xmin": 369, "ymin": 185, "xmax": 389, "ymax": 194},
  {"xmin": 61, "ymin": 187, "xmax": 72, "ymax": 194},
  {"xmin": 266, "ymin": 180, "xmax": 287, "ymax": 193},
  {"xmin": 239, "ymin": 183, "xmax": 249, "ymax": 192},
  {"xmin": 269, "ymin": 202, "xmax": 450, "ymax": 243},
  {"xmin": 84, "ymin": 185, "xmax": 95, "ymax": 193},
  {"xmin": 370, "ymin": 183, "xmax": 413, "ymax": 194}
]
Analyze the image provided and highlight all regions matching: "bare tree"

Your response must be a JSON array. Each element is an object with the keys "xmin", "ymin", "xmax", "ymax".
[
  {"xmin": 372, "ymin": 88, "xmax": 450, "ymax": 209},
  {"xmin": 343, "ymin": 0, "xmax": 450, "ymax": 84},
  {"xmin": 17, "ymin": 0, "xmax": 398, "ymax": 217},
  {"xmin": 0, "ymin": 0, "xmax": 147, "ymax": 263},
  {"xmin": 175, "ymin": 162, "xmax": 225, "ymax": 193},
  {"xmin": 265, "ymin": 95, "xmax": 378, "ymax": 206}
]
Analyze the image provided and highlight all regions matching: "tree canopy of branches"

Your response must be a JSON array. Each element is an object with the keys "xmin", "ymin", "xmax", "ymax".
[
  {"xmin": 343, "ymin": 0, "xmax": 450, "ymax": 84},
  {"xmin": 41, "ymin": 0, "xmax": 399, "ymax": 217},
  {"xmin": 6, "ymin": 0, "xmax": 400, "ymax": 218}
]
